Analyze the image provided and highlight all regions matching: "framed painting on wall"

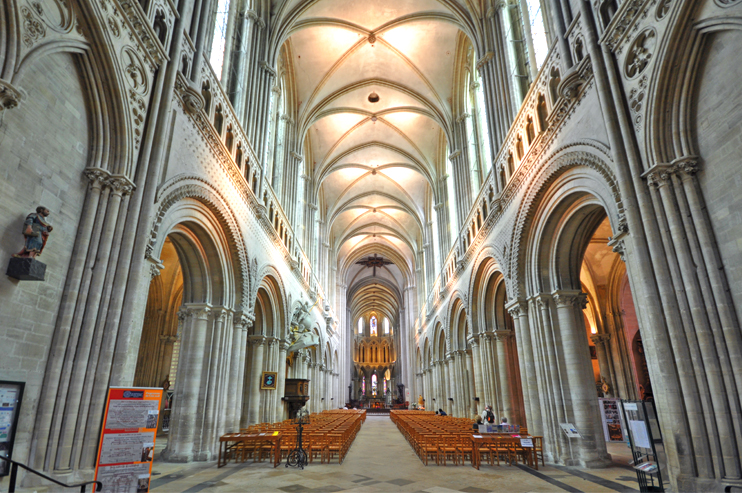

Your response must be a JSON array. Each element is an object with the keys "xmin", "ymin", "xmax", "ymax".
[{"xmin": 261, "ymin": 372, "xmax": 277, "ymax": 390}]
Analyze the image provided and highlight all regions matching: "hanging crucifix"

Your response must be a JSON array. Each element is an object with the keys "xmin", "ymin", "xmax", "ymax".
[{"xmin": 356, "ymin": 253, "xmax": 393, "ymax": 276}]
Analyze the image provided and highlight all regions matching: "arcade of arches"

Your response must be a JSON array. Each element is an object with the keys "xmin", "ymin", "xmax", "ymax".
[{"xmin": 1, "ymin": 0, "xmax": 742, "ymax": 491}]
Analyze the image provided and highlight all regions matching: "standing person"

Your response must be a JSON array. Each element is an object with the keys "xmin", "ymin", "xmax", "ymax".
[{"xmin": 481, "ymin": 405, "xmax": 495, "ymax": 424}]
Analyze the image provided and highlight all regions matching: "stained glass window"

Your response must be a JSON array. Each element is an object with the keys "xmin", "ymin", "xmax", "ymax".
[
  {"xmin": 383, "ymin": 378, "xmax": 387, "ymax": 395},
  {"xmin": 362, "ymin": 376, "xmax": 365, "ymax": 395},
  {"xmin": 370, "ymin": 316, "xmax": 377, "ymax": 336},
  {"xmin": 371, "ymin": 374, "xmax": 377, "ymax": 397}
]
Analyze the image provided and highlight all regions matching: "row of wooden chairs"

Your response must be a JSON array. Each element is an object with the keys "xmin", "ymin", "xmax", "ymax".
[
  {"xmin": 230, "ymin": 410, "xmax": 365, "ymax": 465},
  {"xmin": 390, "ymin": 410, "xmax": 543, "ymax": 468}
]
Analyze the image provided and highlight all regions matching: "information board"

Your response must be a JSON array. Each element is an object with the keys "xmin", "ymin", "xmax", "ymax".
[
  {"xmin": 0, "ymin": 381, "xmax": 25, "ymax": 477},
  {"xmin": 95, "ymin": 387, "xmax": 163, "ymax": 493},
  {"xmin": 599, "ymin": 398, "xmax": 626, "ymax": 442}
]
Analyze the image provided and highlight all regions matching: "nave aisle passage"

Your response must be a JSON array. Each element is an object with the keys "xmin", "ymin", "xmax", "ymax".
[{"xmin": 145, "ymin": 415, "xmax": 642, "ymax": 492}]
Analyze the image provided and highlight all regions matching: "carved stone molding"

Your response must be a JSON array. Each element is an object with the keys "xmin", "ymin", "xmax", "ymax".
[{"xmin": 625, "ymin": 29, "xmax": 657, "ymax": 79}]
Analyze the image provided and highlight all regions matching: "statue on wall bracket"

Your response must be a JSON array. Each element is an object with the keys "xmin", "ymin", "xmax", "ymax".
[
  {"xmin": 6, "ymin": 206, "xmax": 53, "ymax": 281},
  {"xmin": 287, "ymin": 299, "xmax": 320, "ymax": 354}
]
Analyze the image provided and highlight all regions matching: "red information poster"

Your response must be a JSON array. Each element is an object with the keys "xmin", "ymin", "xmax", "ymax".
[{"xmin": 95, "ymin": 387, "xmax": 163, "ymax": 493}]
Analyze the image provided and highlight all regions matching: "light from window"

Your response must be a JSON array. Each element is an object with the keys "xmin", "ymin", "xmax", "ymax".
[
  {"xmin": 358, "ymin": 318, "xmax": 363, "ymax": 334},
  {"xmin": 209, "ymin": 0, "xmax": 230, "ymax": 79},
  {"xmin": 370, "ymin": 316, "xmax": 377, "ymax": 336},
  {"xmin": 384, "ymin": 318, "xmax": 389, "ymax": 334},
  {"xmin": 383, "ymin": 378, "xmax": 387, "ymax": 395},
  {"xmin": 371, "ymin": 374, "xmax": 377, "ymax": 397},
  {"xmin": 526, "ymin": 0, "xmax": 549, "ymax": 69},
  {"xmin": 362, "ymin": 376, "xmax": 365, "ymax": 395}
]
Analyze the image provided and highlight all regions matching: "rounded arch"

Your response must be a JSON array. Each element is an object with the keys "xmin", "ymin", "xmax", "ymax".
[
  {"xmin": 468, "ymin": 249, "xmax": 507, "ymax": 334},
  {"xmin": 509, "ymin": 146, "xmax": 623, "ymax": 299},
  {"xmin": 152, "ymin": 176, "xmax": 250, "ymax": 311},
  {"xmin": 254, "ymin": 272, "xmax": 288, "ymax": 340}
]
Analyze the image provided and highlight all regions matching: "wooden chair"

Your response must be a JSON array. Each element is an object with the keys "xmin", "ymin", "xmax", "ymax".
[
  {"xmin": 421, "ymin": 435, "xmax": 440, "ymax": 465},
  {"xmin": 325, "ymin": 433, "xmax": 345, "ymax": 463},
  {"xmin": 532, "ymin": 436, "xmax": 544, "ymax": 468},
  {"xmin": 439, "ymin": 435, "xmax": 458, "ymax": 466},
  {"xmin": 307, "ymin": 434, "xmax": 327, "ymax": 464},
  {"xmin": 455, "ymin": 434, "xmax": 473, "ymax": 465}
]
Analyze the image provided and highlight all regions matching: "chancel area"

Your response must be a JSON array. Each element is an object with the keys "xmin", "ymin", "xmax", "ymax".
[{"xmin": 1, "ymin": 0, "xmax": 742, "ymax": 491}]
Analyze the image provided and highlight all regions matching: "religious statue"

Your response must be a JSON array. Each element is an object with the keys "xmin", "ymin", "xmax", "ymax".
[
  {"xmin": 396, "ymin": 383, "xmax": 405, "ymax": 405},
  {"xmin": 287, "ymin": 300, "xmax": 320, "ymax": 353},
  {"xmin": 597, "ymin": 376, "xmax": 612, "ymax": 397},
  {"xmin": 418, "ymin": 394, "xmax": 424, "ymax": 409},
  {"xmin": 13, "ymin": 206, "xmax": 53, "ymax": 258}
]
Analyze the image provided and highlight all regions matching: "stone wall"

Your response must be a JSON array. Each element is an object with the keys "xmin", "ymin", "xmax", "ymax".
[{"xmin": 0, "ymin": 52, "xmax": 89, "ymax": 465}]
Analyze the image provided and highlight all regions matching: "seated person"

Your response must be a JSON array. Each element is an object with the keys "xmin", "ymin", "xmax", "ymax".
[
  {"xmin": 473, "ymin": 415, "xmax": 483, "ymax": 430},
  {"xmin": 438, "ymin": 408, "xmax": 447, "ymax": 416}
]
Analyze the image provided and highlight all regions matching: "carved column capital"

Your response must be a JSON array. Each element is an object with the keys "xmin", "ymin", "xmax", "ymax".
[
  {"xmin": 84, "ymin": 167, "xmax": 110, "ymax": 190},
  {"xmin": 644, "ymin": 163, "xmax": 674, "ymax": 189},
  {"xmin": 186, "ymin": 304, "xmax": 211, "ymax": 320},
  {"xmin": 248, "ymin": 335, "xmax": 266, "ymax": 346},
  {"xmin": 590, "ymin": 333, "xmax": 611, "ymax": 345},
  {"xmin": 505, "ymin": 298, "xmax": 528, "ymax": 317},
  {"xmin": 552, "ymin": 291, "xmax": 587, "ymax": 309},
  {"xmin": 493, "ymin": 330, "xmax": 513, "ymax": 342},
  {"xmin": 0, "ymin": 79, "xmax": 24, "ymax": 111},
  {"xmin": 671, "ymin": 155, "xmax": 700, "ymax": 178}
]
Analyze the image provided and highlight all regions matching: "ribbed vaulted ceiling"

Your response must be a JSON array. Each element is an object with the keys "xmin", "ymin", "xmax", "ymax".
[{"xmin": 273, "ymin": 0, "xmax": 472, "ymax": 326}]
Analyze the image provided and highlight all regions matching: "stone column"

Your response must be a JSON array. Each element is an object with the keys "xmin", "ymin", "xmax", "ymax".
[
  {"xmin": 553, "ymin": 291, "xmax": 608, "ymax": 467},
  {"xmin": 165, "ymin": 305, "xmax": 210, "ymax": 462},
  {"xmin": 199, "ymin": 308, "xmax": 227, "ymax": 460},
  {"xmin": 591, "ymin": 333, "xmax": 613, "ymax": 397},
  {"xmin": 494, "ymin": 330, "xmax": 514, "ymax": 422},
  {"xmin": 466, "ymin": 350, "xmax": 477, "ymax": 416},
  {"xmin": 227, "ymin": 316, "xmax": 248, "ymax": 431},
  {"xmin": 469, "ymin": 336, "xmax": 484, "ymax": 415},
  {"xmin": 246, "ymin": 336, "xmax": 266, "ymax": 425},
  {"xmin": 479, "ymin": 333, "xmax": 496, "ymax": 414},
  {"xmin": 506, "ymin": 300, "xmax": 543, "ymax": 434},
  {"xmin": 276, "ymin": 340, "xmax": 289, "ymax": 421},
  {"xmin": 445, "ymin": 356, "xmax": 454, "ymax": 415}
]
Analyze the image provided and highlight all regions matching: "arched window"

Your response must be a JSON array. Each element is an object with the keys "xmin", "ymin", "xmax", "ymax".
[
  {"xmin": 208, "ymin": 0, "xmax": 231, "ymax": 79},
  {"xmin": 370, "ymin": 316, "xmax": 377, "ymax": 336},
  {"xmin": 383, "ymin": 378, "xmax": 387, "ymax": 395},
  {"xmin": 371, "ymin": 374, "xmax": 377, "ymax": 397},
  {"xmin": 358, "ymin": 318, "xmax": 364, "ymax": 334},
  {"xmin": 383, "ymin": 318, "xmax": 389, "ymax": 334},
  {"xmin": 362, "ymin": 376, "xmax": 366, "ymax": 395}
]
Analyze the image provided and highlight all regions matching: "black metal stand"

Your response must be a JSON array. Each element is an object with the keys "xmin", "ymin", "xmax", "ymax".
[{"xmin": 285, "ymin": 413, "xmax": 309, "ymax": 469}]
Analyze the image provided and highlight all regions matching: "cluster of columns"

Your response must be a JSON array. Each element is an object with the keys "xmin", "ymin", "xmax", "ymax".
[
  {"xmin": 164, "ymin": 305, "xmax": 249, "ymax": 462},
  {"xmin": 288, "ymin": 350, "xmax": 339, "ymax": 413},
  {"xmin": 28, "ymin": 168, "xmax": 138, "ymax": 475},
  {"xmin": 418, "ymin": 330, "xmax": 520, "ymax": 425},
  {"xmin": 506, "ymin": 292, "xmax": 609, "ymax": 467}
]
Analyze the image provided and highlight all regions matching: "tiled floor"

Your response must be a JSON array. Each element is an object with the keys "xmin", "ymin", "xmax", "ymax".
[{"xmin": 143, "ymin": 416, "xmax": 642, "ymax": 492}]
